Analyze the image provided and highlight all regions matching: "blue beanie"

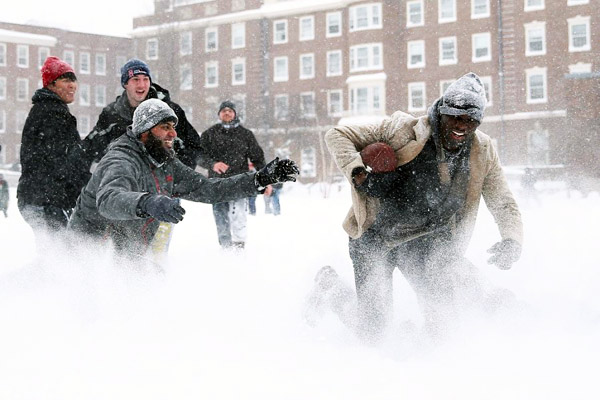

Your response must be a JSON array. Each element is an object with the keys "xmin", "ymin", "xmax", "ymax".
[{"xmin": 121, "ymin": 58, "xmax": 152, "ymax": 87}]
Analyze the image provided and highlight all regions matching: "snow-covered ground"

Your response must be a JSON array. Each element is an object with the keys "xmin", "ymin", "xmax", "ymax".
[{"xmin": 0, "ymin": 176, "xmax": 598, "ymax": 400}]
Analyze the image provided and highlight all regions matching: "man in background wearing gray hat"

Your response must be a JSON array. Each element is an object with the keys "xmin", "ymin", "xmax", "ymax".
[
  {"xmin": 325, "ymin": 72, "xmax": 523, "ymax": 341},
  {"xmin": 69, "ymin": 99, "xmax": 298, "ymax": 257}
]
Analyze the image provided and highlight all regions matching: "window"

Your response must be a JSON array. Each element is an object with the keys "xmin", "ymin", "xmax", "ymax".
[
  {"xmin": 299, "ymin": 53, "xmax": 315, "ymax": 79},
  {"xmin": 349, "ymin": 3, "xmax": 382, "ymax": 31},
  {"xmin": 95, "ymin": 53, "xmax": 106, "ymax": 75},
  {"xmin": 525, "ymin": 0, "xmax": 544, "ymax": 11},
  {"xmin": 569, "ymin": 62, "xmax": 592, "ymax": 74},
  {"xmin": 180, "ymin": 63, "xmax": 192, "ymax": 90},
  {"xmin": 231, "ymin": 58, "xmax": 246, "ymax": 85},
  {"xmin": 439, "ymin": 37, "xmax": 457, "ymax": 65},
  {"xmin": 95, "ymin": 85, "xmax": 106, "ymax": 106},
  {"xmin": 0, "ymin": 110, "xmax": 5, "ymax": 133},
  {"xmin": 439, "ymin": 79, "xmax": 455, "ymax": 96},
  {"xmin": 299, "ymin": 16, "xmax": 315, "ymax": 41},
  {"xmin": 0, "ymin": 77, "xmax": 6, "ymax": 100},
  {"xmin": 301, "ymin": 147, "xmax": 317, "ymax": 178},
  {"xmin": 205, "ymin": 62, "xmax": 218, "ymax": 88},
  {"xmin": 326, "ymin": 12, "xmax": 342, "ymax": 37},
  {"xmin": 78, "ymin": 114, "xmax": 90, "ymax": 137},
  {"xmin": 527, "ymin": 127, "xmax": 549, "ymax": 165},
  {"xmin": 327, "ymin": 50, "xmax": 342, "ymax": 76},
  {"xmin": 146, "ymin": 39, "xmax": 158, "ymax": 60},
  {"xmin": 526, "ymin": 67, "xmax": 547, "ymax": 103},
  {"xmin": 16, "ymin": 79, "xmax": 28, "ymax": 102},
  {"xmin": 349, "ymin": 43, "xmax": 383, "ymax": 72},
  {"xmin": 349, "ymin": 84, "xmax": 384, "ymax": 114},
  {"xmin": 205, "ymin": 28, "xmax": 218, "ymax": 52},
  {"xmin": 480, "ymin": 76, "xmax": 493, "ymax": 106},
  {"xmin": 472, "ymin": 32, "xmax": 492, "ymax": 62},
  {"xmin": 78, "ymin": 52, "xmax": 90, "ymax": 74},
  {"xmin": 439, "ymin": 0, "xmax": 457, "ymax": 23},
  {"xmin": 300, "ymin": 92, "xmax": 316, "ymax": 118},
  {"xmin": 232, "ymin": 23, "xmax": 245, "ymax": 49},
  {"xmin": 407, "ymin": 40, "xmax": 425, "ymax": 68},
  {"xmin": 16, "ymin": 111, "xmax": 27, "ymax": 134},
  {"xmin": 408, "ymin": 82, "xmax": 426, "ymax": 111},
  {"xmin": 232, "ymin": 0, "xmax": 245, "ymax": 10},
  {"xmin": 273, "ymin": 20, "xmax": 288, "ymax": 44},
  {"xmin": 568, "ymin": 16, "xmax": 591, "ymax": 52},
  {"xmin": 0, "ymin": 44, "xmax": 6, "ymax": 66},
  {"xmin": 274, "ymin": 94, "xmax": 289, "ymax": 120},
  {"xmin": 568, "ymin": 0, "xmax": 589, "ymax": 5},
  {"xmin": 38, "ymin": 47, "xmax": 50, "ymax": 69},
  {"xmin": 205, "ymin": 97, "xmax": 219, "ymax": 125},
  {"xmin": 115, "ymin": 56, "xmax": 126, "ymax": 77},
  {"xmin": 180, "ymin": 32, "xmax": 192, "ymax": 55},
  {"xmin": 63, "ymin": 50, "xmax": 75, "ymax": 67},
  {"xmin": 525, "ymin": 22, "xmax": 546, "ymax": 56},
  {"xmin": 273, "ymin": 56, "xmax": 288, "ymax": 82},
  {"xmin": 407, "ymin": 1, "xmax": 424, "ymax": 27},
  {"xmin": 327, "ymin": 90, "xmax": 343, "ymax": 116},
  {"xmin": 472, "ymin": 0, "xmax": 490, "ymax": 18},
  {"xmin": 17, "ymin": 45, "xmax": 29, "ymax": 68},
  {"xmin": 79, "ymin": 84, "xmax": 90, "ymax": 106},
  {"xmin": 232, "ymin": 95, "xmax": 246, "ymax": 121}
]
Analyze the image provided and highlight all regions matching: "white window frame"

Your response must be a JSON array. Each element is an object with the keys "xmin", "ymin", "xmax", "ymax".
[
  {"xmin": 568, "ymin": 16, "xmax": 591, "ymax": 52},
  {"xmin": 63, "ymin": 50, "xmax": 75, "ymax": 68},
  {"xmin": 327, "ymin": 90, "xmax": 343, "ymax": 117},
  {"xmin": 0, "ymin": 44, "xmax": 6, "ymax": 66},
  {"xmin": 300, "ymin": 91, "xmax": 316, "ymax": 118},
  {"xmin": 146, "ymin": 39, "xmax": 159, "ymax": 60},
  {"xmin": 205, "ymin": 61, "xmax": 218, "ymax": 88},
  {"xmin": 95, "ymin": 53, "xmax": 106, "ymax": 75},
  {"xmin": 326, "ymin": 50, "xmax": 343, "ymax": 77},
  {"xmin": 180, "ymin": 31, "xmax": 193, "ymax": 56},
  {"xmin": 525, "ymin": 67, "xmax": 547, "ymax": 104},
  {"xmin": 95, "ymin": 85, "xmax": 106, "ymax": 106},
  {"xmin": 349, "ymin": 84, "xmax": 384, "ymax": 115},
  {"xmin": 407, "ymin": 1, "xmax": 424, "ymax": 27},
  {"xmin": 79, "ymin": 84, "xmax": 90, "ymax": 106},
  {"xmin": 439, "ymin": 79, "xmax": 456, "ymax": 97},
  {"xmin": 568, "ymin": 62, "xmax": 592, "ymax": 74},
  {"xmin": 480, "ymin": 75, "xmax": 493, "ymax": 106},
  {"xmin": 439, "ymin": 37, "xmax": 457, "ymax": 65},
  {"xmin": 524, "ymin": 0, "xmax": 544, "ymax": 11},
  {"xmin": 180, "ymin": 63, "xmax": 193, "ymax": 90},
  {"xmin": 0, "ymin": 77, "xmax": 6, "ymax": 100},
  {"xmin": 525, "ymin": 21, "xmax": 546, "ymax": 56},
  {"xmin": 471, "ymin": 0, "xmax": 490, "ymax": 19},
  {"xmin": 231, "ymin": 58, "xmax": 246, "ymax": 86},
  {"xmin": 79, "ymin": 52, "xmax": 90, "ymax": 74},
  {"xmin": 408, "ymin": 82, "xmax": 426, "ymax": 112},
  {"xmin": 300, "ymin": 147, "xmax": 317, "ymax": 178},
  {"xmin": 349, "ymin": 3, "xmax": 382, "ymax": 32},
  {"xmin": 115, "ymin": 55, "xmax": 127, "ymax": 77},
  {"xmin": 17, "ymin": 45, "xmax": 29, "ymax": 68},
  {"xmin": 568, "ymin": 0, "xmax": 589, "ymax": 5},
  {"xmin": 349, "ymin": 43, "xmax": 383, "ymax": 72},
  {"xmin": 273, "ymin": 56, "xmax": 289, "ymax": 82},
  {"xmin": 407, "ymin": 40, "xmax": 426, "ymax": 68},
  {"xmin": 78, "ymin": 114, "xmax": 90, "ymax": 137},
  {"xmin": 299, "ymin": 53, "xmax": 315, "ymax": 80},
  {"xmin": 299, "ymin": 16, "xmax": 315, "ymax": 41},
  {"xmin": 274, "ymin": 94, "xmax": 289, "ymax": 120},
  {"xmin": 527, "ymin": 128, "xmax": 550, "ymax": 165},
  {"xmin": 231, "ymin": 23, "xmax": 246, "ymax": 49},
  {"xmin": 472, "ymin": 32, "xmax": 492, "ymax": 62},
  {"xmin": 16, "ymin": 78, "xmax": 28, "ymax": 102},
  {"xmin": 273, "ymin": 20, "xmax": 288, "ymax": 44},
  {"xmin": 0, "ymin": 110, "xmax": 5, "ymax": 133},
  {"xmin": 205, "ymin": 28, "xmax": 218, "ymax": 52},
  {"xmin": 38, "ymin": 47, "xmax": 50, "ymax": 69},
  {"xmin": 438, "ymin": 0, "xmax": 457, "ymax": 23},
  {"xmin": 232, "ymin": 95, "xmax": 246, "ymax": 122},
  {"xmin": 326, "ymin": 12, "xmax": 342, "ymax": 37}
]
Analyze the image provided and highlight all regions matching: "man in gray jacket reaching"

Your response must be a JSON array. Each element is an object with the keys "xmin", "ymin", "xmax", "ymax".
[{"xmin": 69, "ymin": 99, "xmax": 298, "ymax": 256}]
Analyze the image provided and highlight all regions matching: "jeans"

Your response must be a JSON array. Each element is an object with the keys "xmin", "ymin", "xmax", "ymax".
[{"xmin": 212, "ymin": 198, "xmax": 248, "ymax": 247}]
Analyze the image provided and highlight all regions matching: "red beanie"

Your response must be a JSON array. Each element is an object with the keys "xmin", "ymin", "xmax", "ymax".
[{"xmin": 41, "ymin": 56, "xmax": 75, "ymax": 87}]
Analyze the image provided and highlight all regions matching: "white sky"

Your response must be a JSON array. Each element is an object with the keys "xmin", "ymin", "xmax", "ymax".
[{"xmin": 2, "ymin": 0, "xmax": 155, "ymax": 36}]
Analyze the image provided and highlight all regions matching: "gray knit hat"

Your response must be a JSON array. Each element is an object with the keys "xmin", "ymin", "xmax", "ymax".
[
  {"xmin": 132, "ymin": 99, "xmax": 178, "ymax": 136},
  {"xmin": 439, "ymin": 72, "xmax": 487, "ymax": 123}
]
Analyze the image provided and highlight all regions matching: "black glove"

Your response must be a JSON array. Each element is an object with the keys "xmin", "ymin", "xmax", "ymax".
[
  {"xmin": 137, "ymin": 194, "xmax": 186, "ymax": 224},
  {"xmin": 487, "ymin": 238, "xmax": 522, "ymax": 270},
  {"xmin": 351, "ymin": 167, "xmax": 396, "ymax": 198},
  {"xmin": 255, "ymin": 157, "xmax": 300, "ymax": 188}
]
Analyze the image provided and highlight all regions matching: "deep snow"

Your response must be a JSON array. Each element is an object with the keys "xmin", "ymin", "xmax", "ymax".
[{"xmin": 0, "ymin": 176, "xmax": 598, "ymax": 400}]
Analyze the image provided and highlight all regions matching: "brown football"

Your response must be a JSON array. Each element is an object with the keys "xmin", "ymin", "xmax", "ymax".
[{"xmin": 360, "ymin": 142, "xmax": 396, "ymax": 173}]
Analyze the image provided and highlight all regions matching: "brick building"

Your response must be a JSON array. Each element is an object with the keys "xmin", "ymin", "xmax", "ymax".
[{"xmin": 0, "ymin": 22, "xmax": 131, "ymax": 167}]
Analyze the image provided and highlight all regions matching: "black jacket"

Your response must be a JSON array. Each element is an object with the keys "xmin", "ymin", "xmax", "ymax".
[
  {"xmin": 197, "ymin": 123, "xmax": 266, "ymax": 179},
  {"xmin": 17, "ymin": 88, "xmax": 91, "ymax": 209},
  {"xmin": 83, "ymin": 83, "xmax": 202, "ymax": 168}
]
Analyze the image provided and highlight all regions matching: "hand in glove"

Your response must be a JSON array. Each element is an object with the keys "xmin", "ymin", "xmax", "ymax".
[
  {"xmin": 137, "ymin": 194, "xmax": 186, "ymax": 224},
  {"xmin": 487, "ymin": 238, "xmax": 522, "ymax": 270},
  {"xmin": 255, "ymin": 157, "xmax": 300, "ymax": 188}
]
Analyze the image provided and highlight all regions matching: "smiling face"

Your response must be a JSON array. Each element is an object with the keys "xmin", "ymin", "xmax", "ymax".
[
  {"xmin": 439, "ymin": 114, "xmax": 480, "ymax": 152},
  {"xmin": 47, "ymin": 77, "xmax": 78, "ymax": 104},
  {"xmin": 124, "ymin": 75, "xmax": 151, "ymax": 107}
]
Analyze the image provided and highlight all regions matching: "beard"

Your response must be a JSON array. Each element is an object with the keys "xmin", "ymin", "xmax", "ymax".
[{"xmin": 144, "ymin": 132, "xmax": 175, "ymax": 164}]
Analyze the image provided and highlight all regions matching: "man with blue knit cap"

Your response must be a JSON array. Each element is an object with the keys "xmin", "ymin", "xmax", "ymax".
[{"xmin": 84, "ymin": 58, "xmax": 202, "ymax": 169}]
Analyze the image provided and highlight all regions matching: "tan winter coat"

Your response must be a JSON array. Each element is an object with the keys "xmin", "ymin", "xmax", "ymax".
[{"xmin": 325, "ymin": 111, "xmax": 523, "ymax": 254}]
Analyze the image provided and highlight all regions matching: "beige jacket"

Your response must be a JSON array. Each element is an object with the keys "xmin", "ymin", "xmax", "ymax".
[{"xmin": 325, "ymin": 111, "xmax": 523, "ymax": 254}]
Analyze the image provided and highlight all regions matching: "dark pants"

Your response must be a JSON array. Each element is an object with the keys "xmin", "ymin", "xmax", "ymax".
[{"xmin": 18, "ymin": 199, "xmax": 71, "ymax": 246}]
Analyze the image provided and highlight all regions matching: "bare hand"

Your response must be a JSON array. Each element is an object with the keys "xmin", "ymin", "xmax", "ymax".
[
  {"xmin": 213, "ymin": 162, "xmax": 229, "ymax": 174},
  {"xmin": 264, "ymin": 185, "xmax": 273, "ymax": 196}
]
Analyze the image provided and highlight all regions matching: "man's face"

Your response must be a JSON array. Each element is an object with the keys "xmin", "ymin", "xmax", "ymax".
[
  {"xmin": 148, "ymin": 121, "xmax": 177, "ymax": 151},
  {"xmin": 219, "ymin": 107, "xmax": 236, "ymax": 123},
  {"xmin": 124, "ymin": 75, "xmax": 151, "ymax": 107},
  {"xmin": 48, "ymin": 77, "xmax": 78, "ymax": 104},
  {"xmin": 439, "ymin": 114, "xmax": 480, "ymax": 152}
]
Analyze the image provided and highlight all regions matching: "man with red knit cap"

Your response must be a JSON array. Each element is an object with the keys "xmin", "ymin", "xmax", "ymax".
[{"xmin": 17, "ymin": 56, "xmax": 91, "ymax": 244}]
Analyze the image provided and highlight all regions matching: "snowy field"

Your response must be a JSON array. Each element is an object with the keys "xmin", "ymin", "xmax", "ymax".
[{"xmin": 0, "ymin": 175, "xmax": 599, "ymax": 400}]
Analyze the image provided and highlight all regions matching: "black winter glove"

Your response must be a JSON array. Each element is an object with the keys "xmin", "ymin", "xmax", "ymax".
[
  {"xmin": 487, "ymin": 238, "xmax": 522, "ymax": 270},
  {"xmin": 255, "ymin": 157, "xmax": 300, "ymax": 189},
  {"xmin": 351, "ymin": 167, "xmax": 396, "ymax": 198},
  {"xmin": 137, "ymin": 194, "xmax": 186, "ymax": 224}
]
